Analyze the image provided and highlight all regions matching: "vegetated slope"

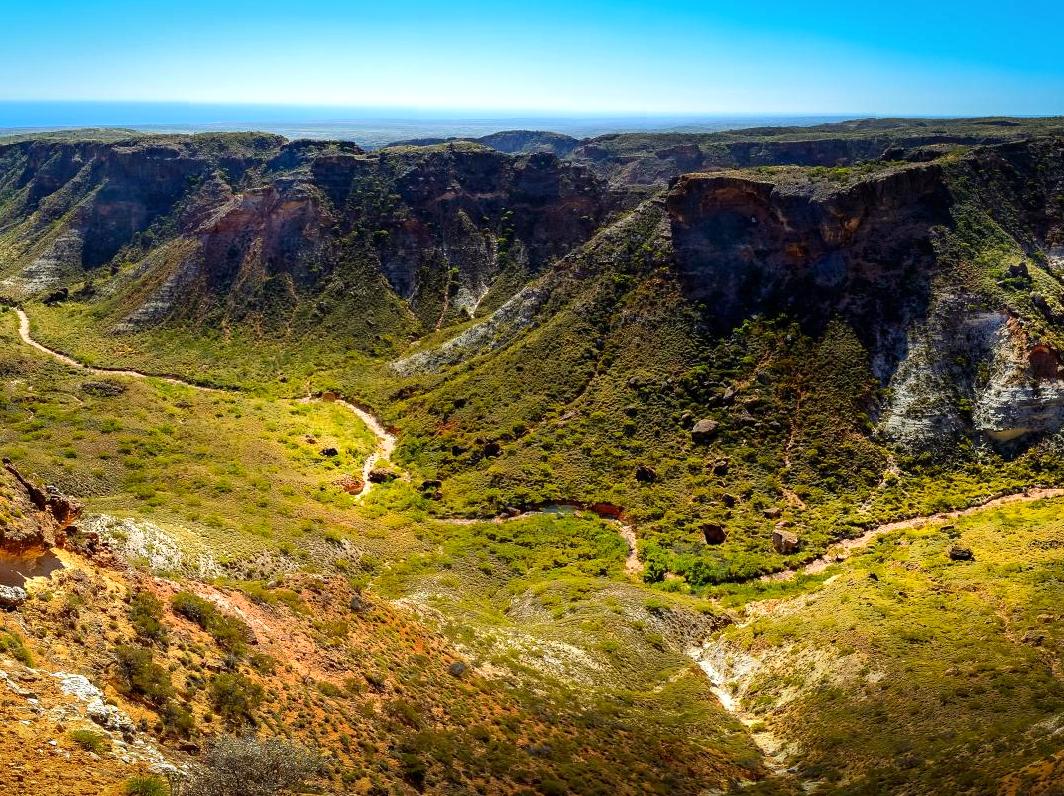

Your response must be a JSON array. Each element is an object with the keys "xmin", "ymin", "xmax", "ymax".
[
  {"xmin": 702, "ymin": 496, "xmax": 1064, "ymax": 795},
  {"xmin": 4, "ymin": 121, "xmax": 1064, "ymax": 795},
  {"xmin": 388, "ymin": 137, "xmax": 1064, "ymax": 586},
  {"xmin": 0, "ymin": 317, "xmax": 762, "ymax": 795},
  {"xmin": 7, "ymin": 118, "xmax": 1062, "ymax": 392}
]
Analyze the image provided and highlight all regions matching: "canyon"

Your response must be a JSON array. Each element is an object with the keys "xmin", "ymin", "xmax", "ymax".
[{"xmin": 0, "ymin": 117, "xmax": 1062, "ymax": 794}]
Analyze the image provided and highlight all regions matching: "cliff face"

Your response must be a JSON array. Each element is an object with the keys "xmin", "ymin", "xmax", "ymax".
[
  {"xmin": 666, "ymin": 164, "xmax": 951, "ymax": 344},
  {"xmin": 401, "ymin": 137, "xmax": 1064, "ymax": 460},
  {"xmin": 0, "ymin": 136, "xmax": 605, "ymax": 336},
  {"xmin": 662, "ymin": 139, "xmax": 1064, "ymax": 448},
  {"xmin": 320, "ymin": 146, "xmax": 603, "ymax": 317},
  {"xmin": 0, "ymin": 135, "xmax": 284, "ymax": 296}
]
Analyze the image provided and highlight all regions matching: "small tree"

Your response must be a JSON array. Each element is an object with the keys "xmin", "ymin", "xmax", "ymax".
[
  {"xmin": 208, "ymin": 673, "xmax": 264, "ymax": 726},
  {"xmin": 182, "ymin": 735, "xmax": 320, "ymax": 796},
  {"xmin": 115, "ymin": 645, "xmax": 174, "ymax": 706}
]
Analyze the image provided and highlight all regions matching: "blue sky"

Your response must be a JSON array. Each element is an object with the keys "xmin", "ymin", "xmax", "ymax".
[{"xmin": 6, "ymin": 0, "xmax": 1064, "ymax": 115}]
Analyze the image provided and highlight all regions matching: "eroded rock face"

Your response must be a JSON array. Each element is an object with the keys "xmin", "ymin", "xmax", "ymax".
[
  {"xmin": 0, "ymin": 460, "xmax": 76, "ymax": 552},
  {"xmin": 972, "ymin": 328, "xmax": 1064, "ymax": 443},
  {"xmin": 0, "ymin": 137, "xmax": 607, "ymax": 336},
  {"xmin": 667, "ymin": 164, "xmax": 950, "ymax": 338},
  {"xmin": 771, "ymin": 528, "xmax": 799, "ymax": 555},
  {"xmin": 666, "ymin": 138, "xmax": 1064, "ymax": 452},
  {"xmin": 881, "ymin": 303, "xmax": 1064, "ymax": 447}
]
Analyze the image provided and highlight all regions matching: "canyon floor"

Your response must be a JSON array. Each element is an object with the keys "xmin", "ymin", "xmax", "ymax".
[{"xmin": 0, "ymin": 304, "xmax": 1060, "ymax": 795}]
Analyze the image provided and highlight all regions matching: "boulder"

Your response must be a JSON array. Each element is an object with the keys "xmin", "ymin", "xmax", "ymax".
[
  {"xmin": 690, "ymin": 418, "xmax": 719, "ymax": 443},
  {"xmin": 320, "ymin": 446, "xmax": 339, "ymax": 457},
  {"xmin": 86, "ymin": 698, "xmax": 135, "ymax": 734},
  {"xmin": 763, "ymin": 506, "xmax": 783, "ymax": 519},
  {"xmin": 483, "ymin": 441, "xmax": 502, "ymax": 457},
  {"xmin": 45, "ymin": 486, "xmax": 83, "ymax": 525},
  {"xmin": 447, "ymin": 661, "xmax": 467, "ymax": 678},
  {"xmin": 367, "ymin": 467, "xmax": 398, "ymax": 484},
  {"xmin": 635, "ymin": 463, "xmax": 657, "ymax": 483},
  {"xmin": 43, "ymin": 287, "xmax": 69, "ymax": 305},
  {"xmin": 1029, "ymin": 343, "xmax": 1063, "ymax": 381},
  {"xmin": 589, "ymin": 502, "xmax": 624, "ymax": 519},
  {"xmin": 771, "ymin": 527, "xmax": 799, "ymax": 554},
  {"xmin": 1022, "ymin": 630, "xmax": 1045, "ymax": 646},
  {"xmin": 701, "ymin": 523, "xmax": 727, "ymax": 545},
  {"xmin": 0, "ymin": 585, "xmax": 28, "ymax": 609},
  {"xmin": 335, "ymin": 476, "xmax": 364, "ymax": 494},
  {"xmin": 348, "ymin": 592, "xmax": 369, "ymax": 614},
  {"xmin": 948, "ymin": 545, "xmax": 974, "ymax": 561},
  {"xmin": 1032, "ymin": 294, "xmax": 1056, "ymax": 321}
]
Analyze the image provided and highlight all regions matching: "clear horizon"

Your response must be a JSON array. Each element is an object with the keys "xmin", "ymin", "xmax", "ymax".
[{"xmin": 6, "ymin": 1, "xmax": 1064, "ymax": 117}]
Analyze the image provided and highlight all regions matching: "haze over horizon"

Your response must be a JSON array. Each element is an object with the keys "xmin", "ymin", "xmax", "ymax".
[{"xmin": 6, "ymin": 0, "xmax": 1064, "ymax": 118}]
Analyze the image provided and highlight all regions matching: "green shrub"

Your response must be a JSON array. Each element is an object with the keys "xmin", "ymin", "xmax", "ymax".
[
  {"xmin": 114, "ymin": 644, "xmax": 174, "ymax": 706},
  {"xmin": 317, "ymin": 680, "xmax": 343, "ymax": 698},
  {"xmin": 206, "ymin": 614, "xmax": 251, "ymax": 654},
  {"xmin": 0, "ymin": 629, "xmax": 33, "ymax": 666},
  {"xmin": 129, "ymin": 591, "xmax": 167, "ymax": 643},
  {"xmin": 69, "ymin": 728, "xmax": 108, "ymax": 753},
  {"xmin": 160, "ymin": 702, "xmax": 196, "ymax": 738},
  {"xmin": 209, "ymin": 673, "xmax": 264, "ymax": 726},
  {"xmin": 123, "ymin": 775, "xmax": 169, "ymax": 796},
  {"xmin": 171, "ymin": 592, "xmax": 251, "ymax": 654},
  {"xmin": 171, "ymin": 592, "xmax": 215, "ymax": 629},
  {"xmin": 248, "ymin": 652, "xmax": 276, "ymax": 675},
  {"xmin": 182, "ymin": 735, "xmax": 319, "ymax": 796}
]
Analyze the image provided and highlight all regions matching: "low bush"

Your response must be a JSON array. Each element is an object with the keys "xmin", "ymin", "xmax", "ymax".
[
  {"xmin": 114, "ymin": 644, "xmax": 174, "ymax": 706},
  {"xmin": 171, "ymin": 592, "xmax": 251, "ymax": 655},
  {"xmin": 209, "ymin": 672, "xmax": 264, "ymax": 726},
  {"xmin": 68, "ymin": 728, "xmax": 108, "ymax": 753},
  {"xmin": 171, "ymin": 592, "xmax": 215, "ymax": 628},
  {"xmin": 0, "ymin": 629, "xmax": 33, "ymax": 666},
  {"xmin": 129, "ymin": 591, "xmax": 167, "ymax": 643},
  {"xmin": 159, "ymin": 701, "xmax": 196, "ymax": 738},
  {"xmin": 182, "ymin": 735, "xmax": 319, "ymax": 796},
  {"xmin": 123, "ymin": 775, "xmax": 169, "ymax": 796}
]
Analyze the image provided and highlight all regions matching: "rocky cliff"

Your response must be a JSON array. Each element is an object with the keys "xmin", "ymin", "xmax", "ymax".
[
  {"xmin": 664, "ymin": 138, "xmax": 1064, "ymax": 448},
  {"xmin": 395, "ymin": 135, "xmax": 1064, "ymax": 554},
  {"xmin": 0, "ymin": 135, "xmax": 605, "ymax": 339}
]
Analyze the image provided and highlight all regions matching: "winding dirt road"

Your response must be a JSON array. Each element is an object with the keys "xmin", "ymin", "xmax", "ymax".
[
  {"xmin": 763, "ymin": 486, "xmax": 1064, "ymax": 582},
  {"xmin": 16, "ymin": 309, "xmax": 224, "ymax": 391},
  {"xmin": 25, "ymin": 305, "xmax": 1058, "ymax": 585},
  {"xmin": 13, "ymin": 307, "xmax": 643, "ymax": 566},
  {"xmin": 14, "ymin": 308, "xmax": 395, "ymax": 499},
  {"xmin": 17, "ymin": 305, "xmax": 1064, "ymax": 780}
]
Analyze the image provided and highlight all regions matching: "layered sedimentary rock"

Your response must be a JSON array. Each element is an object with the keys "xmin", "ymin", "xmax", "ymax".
[{"xmin": 663, "ymin": 138, "xmax": 1064, "ymax": 448}]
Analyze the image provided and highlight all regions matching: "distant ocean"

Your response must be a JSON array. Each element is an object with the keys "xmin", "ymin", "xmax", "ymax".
[{"xmin": 0, "ymin": 101, "xmax": 856, "ymax": 149}]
